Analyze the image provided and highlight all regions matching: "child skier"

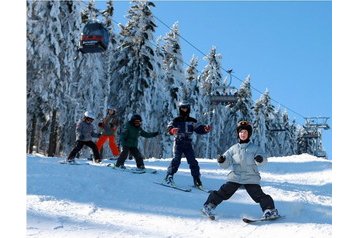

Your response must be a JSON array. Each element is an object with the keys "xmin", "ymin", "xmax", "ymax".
[
  {"xmin": 164, "ymin": 101, "xmax": 211, "ymax": 188},
  {"xmin": 66, "ymin": 111, "xmax": 102, "ymax": 163},
  {"xmin": 202, "ymin": 120, "xmax": 279, "ymax": 219},
  {"xmin": 96, "ymin": 106, "xmax": 120, "ymax": 158},
  {"xmin": 114, "ymin": 114, "xmax": 159, "ymax": 169}
]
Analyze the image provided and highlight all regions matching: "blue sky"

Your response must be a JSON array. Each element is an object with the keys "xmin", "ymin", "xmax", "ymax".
[{"xmin": 95, "ymin": 0, "xmax": 332, "ymax": 158}]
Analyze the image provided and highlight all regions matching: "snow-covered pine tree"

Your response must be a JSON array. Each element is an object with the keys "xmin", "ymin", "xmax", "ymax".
[
  {"xmin": 159, "ymin": 22, "xmax": 186, "ymax": 158},
  {"xmin": 281, "ymin": 111, "xmax": 298, "ymax": 155},
  {"xmin": 96, "ymin": 0, "xmax": 122, "ymax": 158},
  {"xmin": 66, "ymin": 0, "xmax": 108, "ymax": 158},
  {"xmin": 55, "ymin": 1, "xmax": 84, "ymax": 155},
  {"xmin": 220, "ymin": 75, "xmax": 255, "ymax": 151},
  {"xmin": 27, "ymin": 0, "xmax": 77, "ymax": 156},
  {"xmin": 109, "ymin": 0, "xmax": 160, "ymax": 156},
  {"xmin": 197, "ymin": 47, "xmax": 227, "ymax": 158},
  {"xmin": 252, "ymin": 90, "xmax": 275, "ymax": 155}
]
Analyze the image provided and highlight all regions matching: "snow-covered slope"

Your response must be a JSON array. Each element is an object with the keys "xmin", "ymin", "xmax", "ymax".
[{"xmin": 27, "ymin": 154, "xmax": 331, "ymax": 237}]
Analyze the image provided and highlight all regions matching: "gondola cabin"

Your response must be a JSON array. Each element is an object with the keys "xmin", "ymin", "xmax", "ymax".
[{"xmin": 79, "ymin": 20, "xmax": 109, "ymax": 54}]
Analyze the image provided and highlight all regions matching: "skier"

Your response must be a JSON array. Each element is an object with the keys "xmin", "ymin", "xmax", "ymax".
[
  {"xmin": 67, "ymin": 111, "xmax": 102, "ymax": 163},
  {"xmin": 164, "ymin": 101, "xmax": 211, "ymax": 187},
  {"xmin": 114, "ymin": 114, "xmax": 159, "ymax": 169},
  {"xmin": 202, "ymin": 120, "xmax": 278, "ymax": 220},
  {"xmin": 96, "ymin": 106, "xmax": 120, "ymax": 159}
]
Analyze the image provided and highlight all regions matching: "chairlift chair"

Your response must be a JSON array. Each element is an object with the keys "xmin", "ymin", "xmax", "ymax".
[{"xmin": 79, "ymin": 20, "xmax": 109, "ymax": 54}]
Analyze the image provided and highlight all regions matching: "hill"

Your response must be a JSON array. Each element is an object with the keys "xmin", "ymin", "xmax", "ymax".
[{"xmin": 27, "ymin": 154, "xmax": 331, "ymax": 237}]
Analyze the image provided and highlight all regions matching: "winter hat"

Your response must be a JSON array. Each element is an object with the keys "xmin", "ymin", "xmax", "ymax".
[{"xmin": 236, "ymin": 120, "xmax": 253, "ymax": 138}]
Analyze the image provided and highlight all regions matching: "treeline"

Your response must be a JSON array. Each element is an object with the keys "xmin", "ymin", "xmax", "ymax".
[{"xmin": 27, "ymin": 0, "xmax": 311, "ymax": 159}]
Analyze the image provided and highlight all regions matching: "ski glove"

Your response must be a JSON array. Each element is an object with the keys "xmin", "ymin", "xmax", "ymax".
[
  {"xmin": 98, "ymin": 122, "xmax": 104, "ymax": 128},
  {"xmin": 217, "ymin": 155, "xmax": 226, "ymax": 163},
  {"xmin": 169, "ymin": 128, "xmax": 179, "ymax": 135},
  {"xmin": 154, "ymin": 131, "xmax": 160, "ymax": 136},
  {"xmin": 254, "ymin": 155, "xmax": 263, "ymax": 163},
  {"xmin": 204, "ymin": 125, "xmax": 212, "ymax": 132}
]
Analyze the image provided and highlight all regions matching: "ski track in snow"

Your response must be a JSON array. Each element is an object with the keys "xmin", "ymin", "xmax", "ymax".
[{"xmin": 27, "ymin": 154, "xmax": 331, "ymax": 237}]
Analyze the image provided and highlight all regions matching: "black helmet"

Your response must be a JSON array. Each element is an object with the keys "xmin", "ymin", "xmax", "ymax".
[
  {"xmin": 236, "ymin": 120, "xmax": 252, "ymax": 138},
  {"xmin": 130, "ymin": 114, "xmax": 142, "ymax": 122},
  {"xmin": 178, "ymin": 101, "xmax": 191, "ymax": 116}
]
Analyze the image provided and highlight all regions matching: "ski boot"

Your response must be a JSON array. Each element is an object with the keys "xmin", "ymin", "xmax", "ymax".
[
  {"xmin": 262, "ymin": 208, "xmax": 279, "ymax": 219},
  {"xmin": 202, "ymin": 203, "xmax": 216, "ymax": 220},
  {"xmin": 164, "ymin": 174, "xmax": 175, "ymax": 186},
  {"xmin": 193, "ymin": 176, "xmax": 202, "ymax": 187}
]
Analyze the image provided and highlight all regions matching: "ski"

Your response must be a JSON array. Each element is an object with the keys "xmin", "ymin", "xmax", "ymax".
[
  {"xmin": 192, "ymin": 185, "xmax": 210, "ymax": 193},
  {"xmin": 87, "ymin": 161, "xmax": 112, "ymax": 167},
  {"xmin": 130, "ymin": 168, "xmax": 157, "ymax": 174},
  {"xmin": 108, "ymin": 163, "xmax": 157, "ymax": 174},
  {"xmin": 242, "ymin": 215, "xmax": 283, "ymax": 224},
  {"xmin": 59, "ymin": 160, "xmax": 83, "ymax": 165},
  {"xmin": 153, "ymin": 181, "xmax": 192, "ymax": 192}
]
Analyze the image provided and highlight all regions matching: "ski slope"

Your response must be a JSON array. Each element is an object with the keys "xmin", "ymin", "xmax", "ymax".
[{"xmin": 27, "ymin": 154, "xmax": 331, "ymax": 237}]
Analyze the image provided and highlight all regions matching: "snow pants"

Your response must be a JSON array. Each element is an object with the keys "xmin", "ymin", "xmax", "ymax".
[
  {"xmin": 96, "ymin": 135, "xmax": 120, "ymax": 156},
  {"xmin": 167, "ymin": 140, "xmax": 200, "ymax": 178},
  {"xmin": 115, "ymin": 146, "xmax": 145, "ymax": 168},
  {"xmin": 67, "ymin": 140, "xmax": 101, "ymax": 161},
  {"xmin": 204, "ymin": 181, "xmax": 275, "ymax": 211}
]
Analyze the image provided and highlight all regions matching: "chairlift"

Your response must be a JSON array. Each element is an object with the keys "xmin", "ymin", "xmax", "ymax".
[{"xmin": 79, "ymin": 19, "xmax": 109, "ymax": 54}]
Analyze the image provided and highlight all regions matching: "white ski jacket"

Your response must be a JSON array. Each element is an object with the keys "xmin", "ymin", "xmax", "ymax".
[{"xmin": 221, "ymin": 141, "xmax": 267, "ymax": 184}]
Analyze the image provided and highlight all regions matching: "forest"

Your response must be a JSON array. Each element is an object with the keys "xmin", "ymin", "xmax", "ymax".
[{"xmin": 27, "ymin": 0, "xmax": 314, "ymax": 159}]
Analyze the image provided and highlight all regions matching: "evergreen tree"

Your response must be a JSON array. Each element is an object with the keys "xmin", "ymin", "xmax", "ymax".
[
  {"xmin": 159, "ymin": 22, "xmax": 186, "ymax": 157},
  {"xmin": 198, "ymin": 47, "xmax": 226, "ymax": 158},
  {"xmin": 110, "ymin": 0, "xmax": 160, "ymax": 156},
  {"xmin": 252, "ymin": 90, "xmax": 275, "ymax": 155},
  {"xmin": 221, "ymin": 75, "xmax": 254, "ymax": 150}
]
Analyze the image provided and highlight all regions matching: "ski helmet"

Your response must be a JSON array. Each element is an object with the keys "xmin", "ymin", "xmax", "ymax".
[
  {"xmin": 178, "ymin": 101, "xmax": 191, "ymax": 116},
  {"xmin": 84, "ymin": 111, "xmax": 95, "ymax": 120},
  {"xmin": 236, "ymin": 120, "xmax": 252, "ymax": 138},
  {"xmin": 130, "ymin": 114, "xmax": 142, "ymax": 122}
]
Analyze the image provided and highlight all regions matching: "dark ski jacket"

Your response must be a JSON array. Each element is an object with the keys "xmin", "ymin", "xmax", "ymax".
[
  {"xmin": 120, "ymin": 121, "xmax": 158, "ymax": 148},
  {"xmin": 167, "ymin": 116, "xmax": 208, "ymax": 142}
]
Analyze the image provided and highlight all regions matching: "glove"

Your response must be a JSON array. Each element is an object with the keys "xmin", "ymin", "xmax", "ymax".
[
  {"xmin": 154, "ymin": 131, "xmax": 159, "ymax": 136},
  {"xmin": 254, "ymin": 155, "xmax": 263, "ymax": 163},
  {"xmin": 217, "ymin": 155, "xmax": 226, "ymax": 163},
  {"xmin": 79, "ymin": 135, "xmax": 85, "ymax": 141},
  {"xmin": 169, "ymin": 128, "xmax": 179, "ymax": 135},
  {"xmin": 204, "ymin": 125, "xmax": 212, "ymax": 132},
  {"xmin": 98, "ymin": 122, "xmax": 104, "ymax": 128}
]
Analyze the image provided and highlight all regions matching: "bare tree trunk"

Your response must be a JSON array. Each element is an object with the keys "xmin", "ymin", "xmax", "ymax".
[
  {"xmin": 28, "ymin": 114, "xmax": 37, "ymax": 154},
  {"xmin": 47, "ymin": 110, "xmax": 58, "ymax": 157}
]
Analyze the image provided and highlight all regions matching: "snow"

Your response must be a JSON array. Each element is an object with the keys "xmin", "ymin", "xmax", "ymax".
[{"xmin": 26, "ymin": 154, "xmax": 331, "ymax": 237}]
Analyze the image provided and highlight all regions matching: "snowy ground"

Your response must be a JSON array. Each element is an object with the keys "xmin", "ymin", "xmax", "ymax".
[{"xmin": 27, "ymin": 154, "xmax": 331, "ymax": 238}]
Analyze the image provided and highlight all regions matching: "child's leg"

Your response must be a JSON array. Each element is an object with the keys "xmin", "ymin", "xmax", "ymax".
[
  {"xmin": 204, "ymin": 182, "xmax": 240, "ymax": 207},
  {"xmin": 115, "ymin": 146, "xmax": 129, "ymax": 167},
  {"xmin": 67, "ymin": 141, "xmax": 85, "ymax": 160},
  {"xmin": 244, "ymin": 184, "xmax": 275, "ymax": 211},
  {"xmin": 167, "ymin": 142, "xmax": 183, "ymax": 175},
  {"xmin": 183, "ymin": 143, "xmax": 200, "ymax": 178},
  {"xmin": 129, "ymin": 147, "xmax": 145, "ymax": 168},
  {"xmin": 96, "ymin": 135, "xmax": 108, "ymax": 152},
  {"xmin": 86, "ymin": 141, "xmax": 102, "ymax": 161},
  {"xmin": 108, "ymin": 135, "xmax": 120, "ymax": 156}
]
